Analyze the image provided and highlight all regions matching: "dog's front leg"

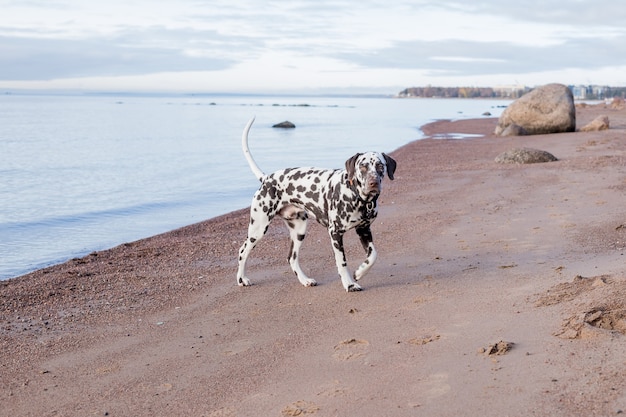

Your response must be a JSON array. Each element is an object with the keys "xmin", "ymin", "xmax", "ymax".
[
  {"xmin": 354, "ymin": 225, "xmax": 377, "ymax": 281},
  {"xmin": 328, "ymin": 228, "xmax": 362, "ymax": 292}
]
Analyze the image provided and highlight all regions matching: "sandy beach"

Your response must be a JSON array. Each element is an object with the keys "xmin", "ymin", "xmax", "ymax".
[{"xmin": 2, "ymin": 102, "xmax": 626, "ymax": 416}]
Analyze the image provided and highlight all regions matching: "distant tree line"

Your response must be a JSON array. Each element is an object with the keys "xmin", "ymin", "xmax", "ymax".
[
  {"xmin": 397, "ymin": 86, "xmax": 530, "ymax": 99},
  {"xmin": 398, "ymin": 85, "xmax": 626, "ymax": 100}
]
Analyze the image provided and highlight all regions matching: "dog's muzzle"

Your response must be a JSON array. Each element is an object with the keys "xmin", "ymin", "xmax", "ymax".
[
  {"xmin": 360, "ymin": 175, "xmax": 382, "ymax": 201},
  {"xmin": 366, "ymin": 175, "xmax": 382, "ymax": 193}
]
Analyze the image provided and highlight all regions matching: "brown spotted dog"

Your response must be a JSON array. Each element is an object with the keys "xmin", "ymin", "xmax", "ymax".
[{"xmin": 236, "ymin": 118, "xmax": 397, "ymax": 292}]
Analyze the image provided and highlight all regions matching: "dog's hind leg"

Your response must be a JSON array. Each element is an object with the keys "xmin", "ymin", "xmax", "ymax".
[
  {"xmin": 282, "ymin": 208, "xmax": 317, "ymax": 287},
  {"xmin": 236, "ymin": 209, "xmax": 271, "ymax": 287}
]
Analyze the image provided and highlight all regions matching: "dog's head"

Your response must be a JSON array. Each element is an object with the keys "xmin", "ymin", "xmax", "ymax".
[{"xmin": 345, "ymin": 152, "xmax": 397, "ymax": 201}]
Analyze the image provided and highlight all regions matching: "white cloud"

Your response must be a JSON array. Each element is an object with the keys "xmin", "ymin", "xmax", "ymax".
[{"xmin": 1, "ymin": 0, "xmax": 626, "ymax": 92}]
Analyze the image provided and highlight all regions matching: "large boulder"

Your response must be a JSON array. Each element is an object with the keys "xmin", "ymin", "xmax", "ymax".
[{"xmin": 495, "ymin": 83, "xmax": 576, "ymax": 136}]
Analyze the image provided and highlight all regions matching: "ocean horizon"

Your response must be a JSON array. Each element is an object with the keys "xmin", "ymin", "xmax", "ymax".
[{"xmin": 0, "ymin": 93, "xmax": 509, "ymax": 280}]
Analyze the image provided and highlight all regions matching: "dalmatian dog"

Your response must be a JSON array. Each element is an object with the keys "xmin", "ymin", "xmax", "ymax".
[{"xmin": 236, "ymin": 118, "xmax": 397, "ymax": 292}]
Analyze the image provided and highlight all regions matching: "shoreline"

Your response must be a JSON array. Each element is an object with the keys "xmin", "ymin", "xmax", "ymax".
[
  {"xmin": 0, "ymin": 113, "xmax": 468, "ymax": 283},
  {"xmin": 1, "ymin": 106, "xmax": 496, "ymax": 282},
  {"xmin": 3, "ymin": 103, "xmax": 626, "ymax": 416},
  {"xmin": 3, "ymin": 95, "xmax": 507, "ymax": 282}
]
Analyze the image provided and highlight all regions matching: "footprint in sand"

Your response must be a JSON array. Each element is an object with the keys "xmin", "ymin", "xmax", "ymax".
[
  {"xmin": 281, "ymin": 400, "xmax": 320, "ymax": 416},
  {"xmin": 332, "ymin": 338, "xmax": 369, "ymax": 361},
  {"xmin": 207, "ymin": 407, "xmax": 236, "ymax": 417},
  {"xmin": 408, "ymin": 334, "xmax": 441, "ymax": 345}
]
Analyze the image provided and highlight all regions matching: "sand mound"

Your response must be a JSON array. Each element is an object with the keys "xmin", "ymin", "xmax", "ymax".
[{"xmin": 537, "ymin": 275, "xmax": 626, "ymax": 339}]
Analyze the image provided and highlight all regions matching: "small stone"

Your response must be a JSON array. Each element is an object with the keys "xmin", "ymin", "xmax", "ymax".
[
  {"xmin": 579, "ymin": 115, "xmax": 609, "ymax": 132},
  {"xmin": 484, "ymin": 340, "xmax": 514, "ymax": 356}
]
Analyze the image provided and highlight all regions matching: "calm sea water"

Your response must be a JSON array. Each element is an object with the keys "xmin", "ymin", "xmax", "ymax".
[{"xmin": 0, "ymin": 93, "xmax": 508, "ymax": 280}]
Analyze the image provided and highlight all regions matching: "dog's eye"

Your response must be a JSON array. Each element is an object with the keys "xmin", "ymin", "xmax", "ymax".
[
  {"xmin": 375, "ymin": 163, "xmax": 384, "ymax": 174},
  {"xmin": 359, "ymin": 163, "xmax": 368, "ymax": 173}
]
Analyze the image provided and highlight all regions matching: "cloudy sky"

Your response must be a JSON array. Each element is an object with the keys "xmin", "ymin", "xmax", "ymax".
[{"xmin": 2, "ymin": 0, "xmax": 626, "ymax": 94}]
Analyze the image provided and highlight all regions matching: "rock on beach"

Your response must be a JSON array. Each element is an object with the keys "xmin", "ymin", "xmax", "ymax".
[
  {"xmin": 494, "ymin": 147, "xmax": 558, "ymax": 164},
  {"xmin": 579, "ymin": 115, "xmax": 610, "ymax": 132},
  {"xmin": 495, "ymin": 83, "xmax": 576, "ymax": 136}
]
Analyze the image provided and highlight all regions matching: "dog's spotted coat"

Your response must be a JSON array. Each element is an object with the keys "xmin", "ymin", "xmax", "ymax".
[{"xmin": 237, "ymin": 118, "xmax": 397, "ymax": 292}]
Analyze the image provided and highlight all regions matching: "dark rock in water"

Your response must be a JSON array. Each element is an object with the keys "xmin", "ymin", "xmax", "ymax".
[
  {"xmin": 273, "ymin": 121, "xmax": 296, "ymax": 128},
  {"xmin": 495, "ymin": 148, "xmax": 558, "ymax": 164},
  {"xmin": 482, "ymin": 112, "xmax": 492, "ymax": 116},
  {"xmin": 495, "ymin": 83, "xmax": 575, "ymax": 136}
]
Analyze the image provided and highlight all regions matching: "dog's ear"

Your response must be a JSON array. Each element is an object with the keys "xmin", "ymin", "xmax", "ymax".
[
  {"xmin": 382, "ymin": 153, "xmax": 397, "ymax": 180},
  {"xmin": 345, "ymin": 153, "xmax": 362, "ymax": 182}
]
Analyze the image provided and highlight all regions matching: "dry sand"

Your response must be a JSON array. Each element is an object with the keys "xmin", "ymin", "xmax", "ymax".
[{"xmin": 3, "ymin": 103, "xmax": 626, "ymax": 416}]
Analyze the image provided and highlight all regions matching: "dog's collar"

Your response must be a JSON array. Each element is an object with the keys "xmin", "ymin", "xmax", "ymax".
[{"xmin": 363, "ymin": 199, "xmax": 378, "ymax": 220}]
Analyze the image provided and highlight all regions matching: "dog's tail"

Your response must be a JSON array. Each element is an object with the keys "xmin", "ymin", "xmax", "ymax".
[{"xmin": 241, "ymin": 117, "xmax": 265, "ymax": 181}]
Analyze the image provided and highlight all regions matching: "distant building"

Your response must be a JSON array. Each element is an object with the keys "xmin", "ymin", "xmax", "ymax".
[
  {"xmin": 571, "ymin": 85, "xmax": 588, "ymax": 99},
  {"xmin": 570, "ymin": 85, "xmax": 612, "ymax": 100}
]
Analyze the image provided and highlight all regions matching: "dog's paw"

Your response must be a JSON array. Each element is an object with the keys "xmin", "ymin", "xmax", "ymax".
[
  {"xmin": 302, "ymin": 278, "xmax": 317, "ymax": 287},
  {"xmin": 238, "ymin": 277, "xmax": 252, "ymax": 287},
  {"xmin": 346, "ymin": 283, "xmax": 363, "ymax": 292},
  {"xmin": 354, "ymin": 263, "xmax": 371, "ymax": 281},
  {"xmin": 354, "ymin": 270, "xmax": 365, "ymax": 281}
]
